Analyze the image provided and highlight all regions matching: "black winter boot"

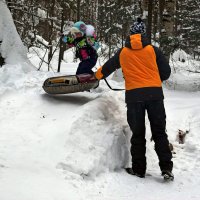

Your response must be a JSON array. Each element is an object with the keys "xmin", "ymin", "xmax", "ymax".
[
  {"xmin": 125, "ymin": 168, "xmax": 145, "ymax": 178},
  {"xmin": 162, "ymin": 170, "xmax": 174, "ymax": 181}
]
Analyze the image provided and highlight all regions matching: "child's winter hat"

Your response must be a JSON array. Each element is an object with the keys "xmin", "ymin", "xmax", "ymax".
[
  {"xmin": 70, "ymin": 21, "xmax": 86, "ymax": 37},
  {"xmin": 85, "ymin": 25, "xmax": 95, "ymax": 37},
  {"xmin": 130, "ymin": 18, "xmax": 146, "ymax": 35},
  {"xmin": 70, "ymin": 27, "xmax": 83, "ymax": 36},
  {"xmin": 73, "ymin": 21, "xmax": 87, "ymax": 34}
]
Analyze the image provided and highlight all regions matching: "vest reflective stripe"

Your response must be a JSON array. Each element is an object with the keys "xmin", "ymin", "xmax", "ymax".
[{"xmin": 120, "ymin": 45, "xmax": 162, "ymax": 90}]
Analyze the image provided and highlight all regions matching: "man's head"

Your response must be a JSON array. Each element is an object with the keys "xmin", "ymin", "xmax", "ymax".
[{"xmin": 130, "ymin": 18, "xmax": 146, "ymax": 35}]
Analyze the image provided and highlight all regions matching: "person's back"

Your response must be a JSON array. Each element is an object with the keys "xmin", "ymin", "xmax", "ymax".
[
  {"xmin": 120, "ymin": 33, "xmax": 164, "ymax": 102},
  {"xmin": 95, "ymin": 18, "xmax": 174, "ymax": 180}
]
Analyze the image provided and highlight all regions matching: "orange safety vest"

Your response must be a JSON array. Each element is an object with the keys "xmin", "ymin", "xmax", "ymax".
[
  {"xmin": 96, "ymin": 34, "xmax": 162, "ymax": 91},
  {"xmin": 120, "ymin": 35, "xmax": 162, "ymax": 90}
]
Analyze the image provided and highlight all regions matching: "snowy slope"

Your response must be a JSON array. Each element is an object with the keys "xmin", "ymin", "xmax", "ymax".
[{"xmin": 1, "ymin": 60, "xmax": 200, "ymax": 200}]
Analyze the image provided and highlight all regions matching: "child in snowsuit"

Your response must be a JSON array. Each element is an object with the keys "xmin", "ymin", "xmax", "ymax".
[
  {"xmin": 62, "ymin": 21, "xmax": 99, "ymax": 75},
  {"xmin": 95, "ymin": 18, "xmax": 173, "ymax": 180}
]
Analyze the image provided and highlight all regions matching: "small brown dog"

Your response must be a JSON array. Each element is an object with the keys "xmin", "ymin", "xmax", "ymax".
[{"xmin": 177, "ymin": 129, "xmax": 189, "ymax": 144}]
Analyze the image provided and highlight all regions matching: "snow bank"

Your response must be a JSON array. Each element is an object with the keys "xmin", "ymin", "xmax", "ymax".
[
  {"xmin": 0, "ymin": 63, "xmax": 56, "ymax": 96},
  {"xmin": 0, "ymin": 1, "xmax": 38, "ymax": 95},
  {"xmin": 166, "ymin": 49, "xmax": 200, "ymax": 91},
  {"xmin": 166, "ymin": 70, "xmax": 200, "ymax": 91},
  {"xmin": 171, "ymin": 49, "xmax": 191, "ymax": 62},
  {"xmin": 58, "ymin": 91, "xmax": 131, "ymax": 177},
  {"xmin": 0, "ymin": 1, "xmax": 27, "ymax": 64}
]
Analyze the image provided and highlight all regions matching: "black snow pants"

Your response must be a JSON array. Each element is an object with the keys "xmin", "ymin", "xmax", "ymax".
[
  {"xmin": 76, "ymin": 57, "xmax": 97, "ymax": 75},
  {"xmin": 127, "ymin": 100, "xmax": 173, "ymax": 175}
]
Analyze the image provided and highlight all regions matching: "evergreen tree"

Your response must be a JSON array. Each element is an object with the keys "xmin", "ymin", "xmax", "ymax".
[{"xmin": 178, "ymin": 0, "xmax": 200, "ymax": 58}]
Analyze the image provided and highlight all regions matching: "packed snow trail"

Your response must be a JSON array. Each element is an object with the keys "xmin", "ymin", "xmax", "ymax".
[
  {"xmin": 1, "ymin": 73, "xmax": 200, "ymax": 199},
  {"xmin": 0, "ymin": 64, "xmax": 200, "ymax": 200},
  {"xmin": 0, "ymin": 89, "xmax": 99, "ymax": 200}
]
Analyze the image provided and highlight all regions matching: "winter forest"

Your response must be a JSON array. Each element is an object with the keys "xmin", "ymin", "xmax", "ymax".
[
  {"xmin": 0, "ymin": 0, "xmax": 200, "ymax": 199},
  {"xmin": 2, "ymin": 0, "xmax": 200, "ymax": 69}
]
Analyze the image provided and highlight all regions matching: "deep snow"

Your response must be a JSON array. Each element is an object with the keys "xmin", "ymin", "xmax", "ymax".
[
  {"xmin": 1, "ymin": 65, "xmax": 200, "ymax": 200},
  {"xmin": 1, "ymin": 1, "xmax": 200, "ymax": 199}
]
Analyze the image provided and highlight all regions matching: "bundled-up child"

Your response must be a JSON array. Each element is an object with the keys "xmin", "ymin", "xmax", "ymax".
[{"xmin": 62, "ymin": 21, "xmax": 99, "ymax": 75}]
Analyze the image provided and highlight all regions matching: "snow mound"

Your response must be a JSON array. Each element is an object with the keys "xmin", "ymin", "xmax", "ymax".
[
  {"xmin": 0, "ymin": 1, "xmax": 28, "ymax": 64},
  {"xmin": 166, "ymin": 71, "xmax": 200, "ymax": 91},
  {"xmin": 171, "ymin": 49, "xmax": 191, "ymax": 62},
  {"xmin": 58, "ymin": 92, "xmax": 130, "ymax": 177},
  {"xmin": 0, "ymin": 63, "xmax": 54, "ymax": 96},
  {"xmin": 166, "ymin": 50, "xmax": 200, "ymax": 91},
  {"xmin": 0, "ymin": 1, "xmax": 37, "ymax": 96}
]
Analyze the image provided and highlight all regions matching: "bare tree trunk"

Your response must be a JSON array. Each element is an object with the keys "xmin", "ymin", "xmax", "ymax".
[
  {"xmin": 77, "ymin": 0, "xmax": 80, "ymax": 21},
  {"xmin": 174, "ymin": 0, "xmax": 179, "ymax": 37},
  {"xmin": 153, "ymin": 1, "xmax": 158, "ymax": 41},
  {"xmin": 58, "ymin": 8, "xmax": 65, "ymax": 73},
  {"xmin": 147, "ymin": 0, "xmax": 153, "ymax": 42},
  {"xmin": 141, "ymin": 0, "xmax": 148, "ymax": 16},
  {"xmin": 158, "ymin": 0, "xmax": 165, "ymax": 38},
  {"xmin": 48, "ymin": 0, "xmax": 55, "ymax": 70}
]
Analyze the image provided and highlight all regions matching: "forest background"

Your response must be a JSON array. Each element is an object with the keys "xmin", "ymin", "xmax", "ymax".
[{"xmin": 1, "ymin": 0, "xmax": 200, "ymax": 72}]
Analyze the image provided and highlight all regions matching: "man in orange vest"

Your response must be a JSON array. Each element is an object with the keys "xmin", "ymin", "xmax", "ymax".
[{"xmin": 95, "ymin": 18, "xmax": 174, "ymax": 180}]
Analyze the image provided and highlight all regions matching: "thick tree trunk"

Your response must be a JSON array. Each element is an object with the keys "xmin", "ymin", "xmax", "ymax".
[
  {"xmin": 163, "ymin": 0, "xmax": 176, "ymax": 37},
  {"xmin": 159, "ymin": 0, "xmax": 176, "ymax": 61}
]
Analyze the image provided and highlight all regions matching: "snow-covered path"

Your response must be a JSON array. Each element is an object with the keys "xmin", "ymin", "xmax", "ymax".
[
  {"xmin": 0, "ymin": 54, "xmax": 200, "ymax": 200},
  {"xmin": 1, "ymin": 82, "xmax": 200, "ymax": 199},
  {"xmin": 0, "ymin": 90, "xmax": 98, "ymax": 200},
  {"xmin": 0, "ymin": 92, "xmax": 94, "ymax": 168}
]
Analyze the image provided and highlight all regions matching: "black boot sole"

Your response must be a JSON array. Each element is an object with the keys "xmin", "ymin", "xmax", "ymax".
[{"xmin": 125, "ymin": 168, "xmax": 145, "ymax": 178}]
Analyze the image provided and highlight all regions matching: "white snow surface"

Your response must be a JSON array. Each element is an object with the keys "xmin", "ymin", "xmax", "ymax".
[
  {"xmin": 167, "ymin": 49, "xmax": 200, "ymax": 91},
  {"xmin": 1, "ymin": 58, "xmax": 200, "ymax": 200},
  {"xmin": 1, "ymin": 4, "xmax": 200, "ymax": 199}
]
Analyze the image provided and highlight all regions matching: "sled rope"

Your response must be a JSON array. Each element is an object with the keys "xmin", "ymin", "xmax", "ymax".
[
  {"xmin": 103, "ymin": 78, "xmax": 125, "ymax": 91},
  {"xmin": 98, "ymin": 59, "xmax": 125, "ymax": 91}
]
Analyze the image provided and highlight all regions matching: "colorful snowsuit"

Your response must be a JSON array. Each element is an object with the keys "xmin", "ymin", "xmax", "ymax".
[
  {"xmin": 63, "ymin": 35, "xmax": 98, "ymax": 75},
  {"xmin": 95, "ymin": 34, "xmax": 173, "ymax": 175}
]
